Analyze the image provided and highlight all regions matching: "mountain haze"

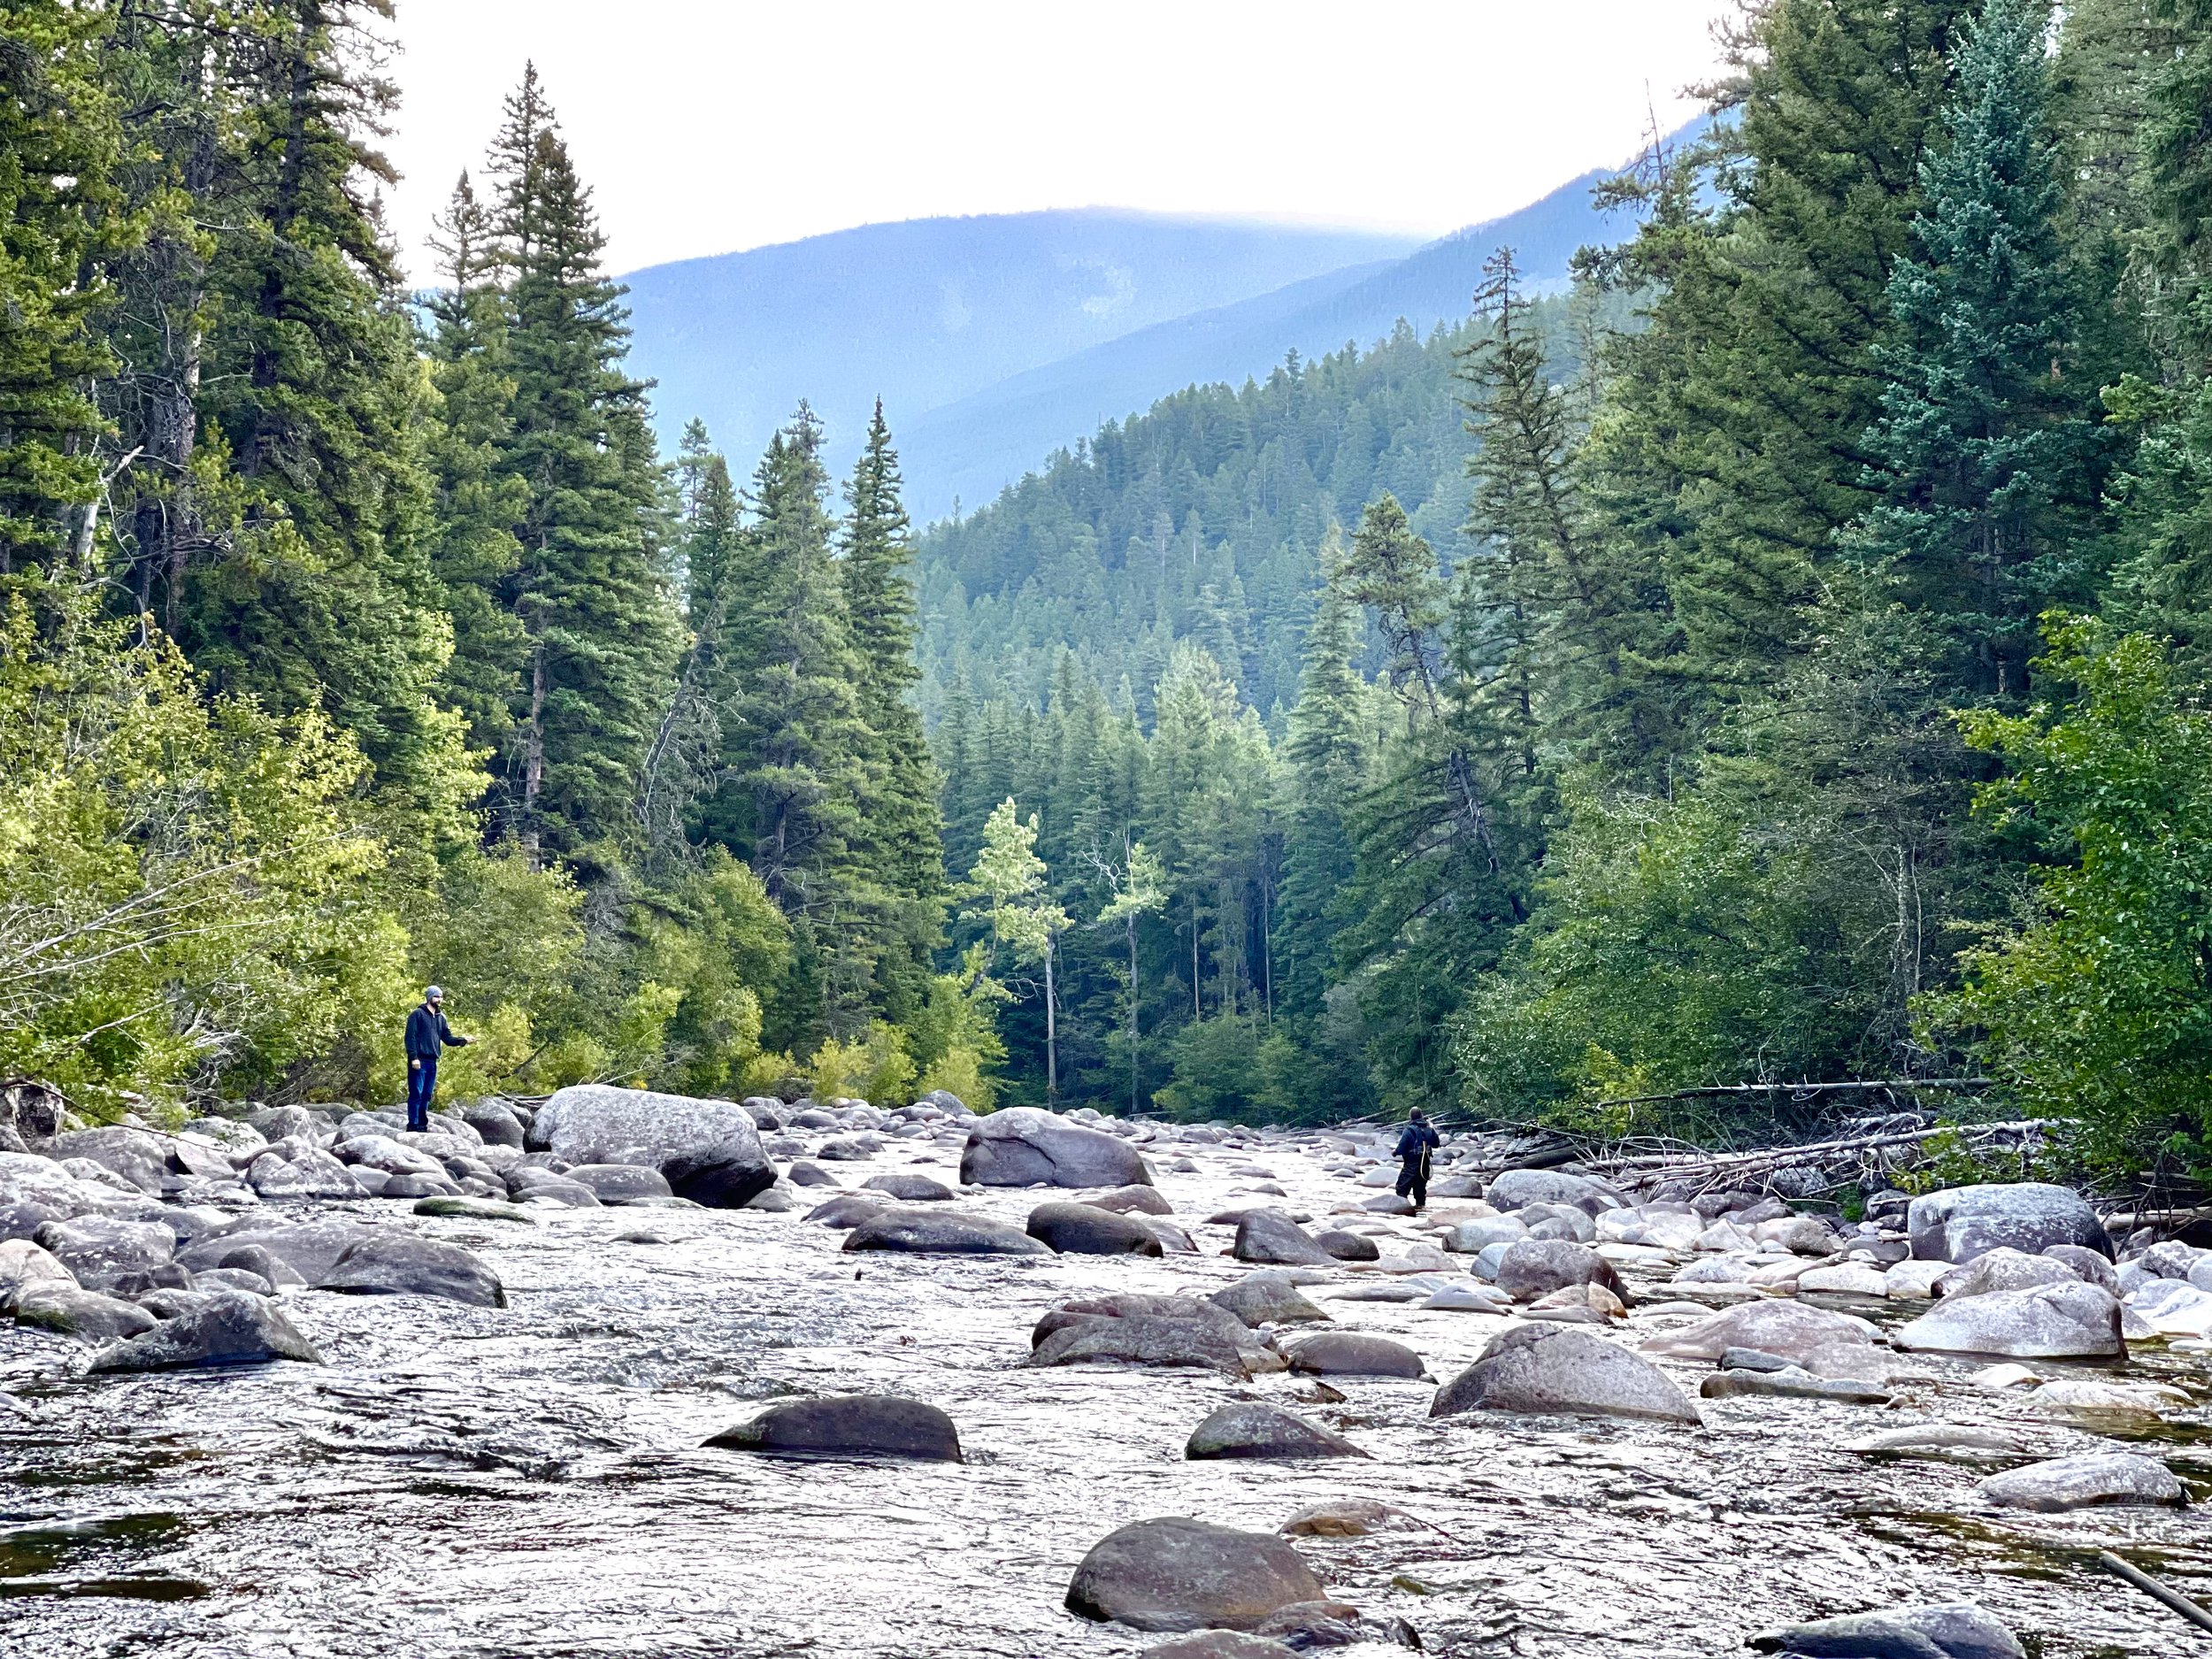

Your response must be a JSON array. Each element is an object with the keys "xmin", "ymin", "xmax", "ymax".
[{"xmin": 618, "ymin": 211, "xmax": 1420, "ymax": 481}]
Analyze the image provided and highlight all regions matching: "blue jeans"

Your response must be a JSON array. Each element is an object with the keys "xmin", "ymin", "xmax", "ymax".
[{"xmin": 406, "ymin": 1056, "xmax": 437, "ymax": 1131}]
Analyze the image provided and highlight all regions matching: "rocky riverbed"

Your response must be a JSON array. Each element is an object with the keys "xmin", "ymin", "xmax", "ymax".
[{"xmin": 0, "ymin": 1091, "xmax": 2207, "ymax": 1657}]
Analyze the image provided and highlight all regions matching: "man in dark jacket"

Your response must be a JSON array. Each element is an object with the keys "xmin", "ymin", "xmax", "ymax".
[
  {"xmin": 1394, "ymin": 1108, "xmax": 1440, "ymax": 1212},
  {"xmin": 403, "ymin": 986, "xmax": 470, "ymax": 1133}
]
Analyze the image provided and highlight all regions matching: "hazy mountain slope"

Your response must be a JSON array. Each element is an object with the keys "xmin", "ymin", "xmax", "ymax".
[{"xmin": 618, "ymin": 211, "xmax": 1420, "ymax": 472}]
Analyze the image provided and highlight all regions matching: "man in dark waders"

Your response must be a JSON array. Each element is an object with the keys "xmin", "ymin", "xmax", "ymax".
[
  {"xmin": 404, "ymin": 986, "xmax": 471, "ymax": 1133},
  {"xmin": 1394, "ymin": 1108, "xmax": 1440, "ymax": 1212}
]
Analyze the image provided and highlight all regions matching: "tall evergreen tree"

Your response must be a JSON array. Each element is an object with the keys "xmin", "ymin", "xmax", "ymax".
[
  {"xmin": 841, "ymin": 402, "xmax": 946, "ymax": 1018},
  {"xmin": 1858, "ymin": 0, "xmax": 2105, "ymax": 700},
  {"xmin": 491, "ymin": 112, "xmax": 678, "ymax": 856}
]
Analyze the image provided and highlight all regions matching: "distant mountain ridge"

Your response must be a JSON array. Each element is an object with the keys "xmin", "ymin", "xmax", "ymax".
[{"xmin": 618, "ymin": 211, "xmax": 1421, "ymax": 480}]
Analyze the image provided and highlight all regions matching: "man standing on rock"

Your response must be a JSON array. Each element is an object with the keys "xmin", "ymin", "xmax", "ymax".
[
  {"xmin": 1394, "ymin": 1108, "xmax": 1440, "ymax": 1212},
  {"xmin": 403, "ymin": 986, "xmax": 471, "ymax": 1133}
]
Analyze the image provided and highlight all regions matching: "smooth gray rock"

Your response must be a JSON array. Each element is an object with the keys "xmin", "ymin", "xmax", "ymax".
[
  {"xmin": 247, "ymin": 1105, "xmax": 320, "ymax": 1142},
  {"xmin": 1934, "ymin": 1247, "xmax": 2077, "ymax": 1301},
  {"xmin": 1209, "ymin": 1271, "xmax": 1330, "ymax": 1327},
  {"xmin": 14, "ymin": 1285, "xmax": 157, "ymax": 1341},
  {"xmin": 88, "ymin": 1292, "xmax": 322, "ymax": 1371},
  {"xmin": 1312, "ymin": 1228, "xmax": 1380, "ymax": 1262},
  {"xmin": 1701, "ymin": 1366, "xmax": 1891, "ymax": 1404},
  {"xmin": 380, "ymin": 1171, "xmax": 460, "ymax": 1200},
  {"xmin": 1032, "ymin": 1294, "xmax": 1251, "ymax": 1348},
  {"xmin": 1486, "ymin": 1168, "xmax": 1616, "ymax": 1215},
  {"xmin": 1028, "ymin": 1313, "xmax": 1273, "ymax": 1378},
  {"xmin": 1908, "ymin": 1183, "xmax": 2109, "ymax": 1264},
  {"xmin": 1749, "ymin": 1602, "xmax": 2024, "ymax": 1659},
  {"xmin": 179, "ymin": 1219, "xmax": 372, "ymax": 1284},
  {"xmin": 412, "ymin": 1195, "xmax": 536, "ymax": 1224},
  {"xmin": 1065, "ymin": 1517, "xmax": 1325, "ymax": 1632},
  {"xmin": 1641, "ymin": 1300, "xmax": 1881, "ymax": 1364},
  {"xmin": 34, "ymin": 1216, "xmax": 174, "ymax": 1292},
  {"xmin": 189, "ymin": 1266, "xmax": 275, "ymax": 1296},
  {"xmin": 562, "ymin": 1164, "xmax": 674, "ymax": 1204},
  {"xmin": 960, "ymin": 1107, "xmax": 1152, "ymax": 1188},
  {"xmin": 803, "ymin": 1193, "xmax": 893, "ymax": 1229},
  {"xmin": 1142, "ymin": 1635, "xmax": 1295, "ymax": 1659},
  {"xmin": 1444, "ymin": 1216, "xmax": 1527, "ymax": 1252},
  {"xmin": 530, "ymin": 1084, "xmax": 772, "ymax": 1209},
  {"xmin": 841, "ymin": 1205, "xmax": 1048, "ymax": 1256},
  {"xmin": 787, "ymin": 1161, "xmax": 839, "ymax": 1187},
  {"xmin": 46, "ymin": 1126, "xmax": 167, "ymax": 1192},
  {"xmin": 337, "ymin": 1133, "xmax": 445, "ymax": 1178},
  {"xmin": 1283, "ymin": 1332, "xmax": 1425, "ymax": 1379},
  {"xmin": 705, "ymin": 1394, "xmax": 960, "ymax": 1462},
  {"xmin": 457, "ymin": 1098, "xmax": 526, "ymax": 1148},
  {"xmin": 1978, "ymin": 1452, "xmax": 2185, "ymax": 1511},
  {"xmin": 1492, "ymin": 1239, "xmax": 1628, "ymax": 1304},
  {"xmin": 1433, "ymin": 1325, "xmax": 1701, "ymax": 1424},
  {"xmin": 2039, "ymin": 1243, "xmax": 2118, "ymax": 1294},
  {"xmin": 1087, "ymin": 1184, "xmax": 1174, "ymax": 1216},
  {"xmin": 861, "ymin": 1172, "xmax": 953, "ymax": 1202},
  {"xmin": 0, "ymin": 1239, "xmax": 74, "ymax": 1310},
  {"xmin": 246, "ymin": 1148, "xmax": 363, "ymax": 1200},
  {"xmin": 319, "ymin": 1232, "xmax": 505, "ymax": 1307},
  {"xmin": 1026, "ymin": 1201, "xmax": 1164, "ymax": 1256},
  {"xmin": 1233, "ymin": 1210, "xmax": 1336, "ymax": 1268},
  {"xmin": 1893, "ymin": 1281, "xmax": 2123, "ymax": 1358},
  {"xmin": 1186, "ymin": 1402, "xmax": 1366, "ymax": 1460}
]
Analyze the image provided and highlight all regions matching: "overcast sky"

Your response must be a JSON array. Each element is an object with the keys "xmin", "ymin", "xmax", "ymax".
[{"xmin": 379, "ymin": 0, "xmax": 1737, "ymax": 283}]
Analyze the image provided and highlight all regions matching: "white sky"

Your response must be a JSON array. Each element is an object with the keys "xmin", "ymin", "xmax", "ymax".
[{"xmin": 379, "ymin": 0, "xmax": 1738, "ymax": 283}]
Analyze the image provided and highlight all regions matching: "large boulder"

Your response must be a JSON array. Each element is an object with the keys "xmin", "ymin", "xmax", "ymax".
[
  {"xmin": 1032, "ymin": 1294, "xmax": 1250, "ymax": 1348},
  {"xmin": 841, "ymin": 1206, "xmax": 1048, "ymax": 1256},
  {"xmin": 457, "ymin": 1098, "xmax": 526, "ymax": 1148},
  {"xmin": 1893, "ymin": 1281, "xmax": 2124, "ymax": 1358},
  {"xmin": 1282, "ymin": 1333, "xmax": 1425, "ymax": 1379},
  {"xmin": 1025, "ymin": 1202, "xmax": 1163, "ymax": 1256},
  {"xmin": 1486, "ymin": 1168, "xmax": 1616, "ymax": 1215},
  {"xmin": 1064, "ymin": 1517, "xmax": 1325, "ymax": 1632},
  {"xmin": 1907, "ymin": 1183, "xmax": 2109, "ymax": 1264},
  {"xmin": 1028, "ymin": 1313, "xmax": 1275, "ymax": 1379},
  {"xmin": 1748, "ymin": 1603, "xmax": 2024, "ymax": 1659},
  {"xmin": 1208, "ymin": 1271, "xmax": 1329, "ymax": 1328},
  {"xmin": 13, "ymin": 1285, "xmax": 157, "ymax": 1341},
  {"xmin": 529, "ymin": 1085, "xmax": 772, "ymax": 1209},
  {"xmin": 959, "ymin": 1107, "xmax": 1152, "ymax": 1188},
  {"xmin": 1935, "ymin": 1247, "xmax": 2078, "ymax": 1301},
  {"xmin": 1492, "ymin": 1239, "xmax": 1628, "ymax": 1304},
  {"xmin": 1640, "ymin": 1301, "xmax": 1882, "ymax": 1366},
  {"xmin": 1432, "ymin": 1325, "xmax": 1701, "ymax": 1425},
  {"xmin": 44, "ymin": 1126, "xmax": 166, "ymax": 1193},
  {"xmin": 861, "ymin": 1172, "xmax": 953, "ymax": 1202},
  {"xmin": 336, "ymin": 1133, "xmax": 446, "ymax": 1178},
  {"xmin": 34, "ymin": 1216, "xmax": 176, "ymax": 1293},
  {"xmin": 177, "ymin": 1218, "xmax": 372, "ymax": 1284},
  {"xmin": 704, "ymin": 1394, "xmax": 961, "ymax": 1462},
  {"xmin": 246, "ymin": 1147, "xmax": 364, "ymax": 1200},
  {"xmin": 1978, "ymin": 1452, "xmax": 2185, "ymax": 1512},
  {"xmin": 1186, "ymin": 1402, "xmax": 1367, "ymax": 1461},
  {"xmin": 87, "ymin": 1292, "xmax": 323, "ymax": 1371},
  {"xmin": 1233, "ymin": 1210, "xmax": 1336, "ymax": 1268},
  {"xmin": 319, "ymin": 1232, "xmax": 505, "ymax": 1307},
  {"xmin": 0, "ymin": 1239, "xmax": 74, "ymax": 1310},
  {"xmin": 803, "ymin": 1193, "xmax": 893, "ymax": 1229}
]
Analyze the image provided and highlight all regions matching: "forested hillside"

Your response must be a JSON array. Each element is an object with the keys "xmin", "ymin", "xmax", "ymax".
[
  {"xmin": 4, "ymin": 0, "xmax": 2211, "ymax": 1187},
  {"xmin": 925, "ymin": 0, "xmax": 2212, "ymax": 1179}
]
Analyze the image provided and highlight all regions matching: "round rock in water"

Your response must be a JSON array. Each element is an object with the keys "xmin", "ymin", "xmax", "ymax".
[
  {"xmin": 13, "ymin": 1286, "xmax": 158, "ymax": 1342},
  {"xmin": 959, "ymin": 1107, "xmax": 1152, "ymax": 1189},
  {"xmin": 1279, "ymin": 1499, "xmax": 1411, "ymax": 1537},
  {"xmin": 1143, "ymin": 1636, "xmax": 1296, "ymax": 1659},
  {"xmin": 529, "ymin": 1084, "xmax": 772, "ymax": 1209},
  {"xmin": 862, "ymin": 1172, "xmax": 954, "ymax": 1202},
  {"xmin": 1186, "ymin": 1401, "xmax": 1368, "ymax": 1461},
  {"xmin": 1906, "ymin": 1182, "xmax": 2110, "ymax": 1264},
  {"xmin": 705, "ymin": 1394, "xmax": 961, "ymax": 1462},
  {"xmin": 1312, "ymin": 1229, "xmax": 1380, "ymax": 1262},
  {"xmin": 841, "ymin": 1206, "xmax": 1048, "ymax": 1256},
  {"xmin": 0, "ymin": 1239, "xmax": 74, "ymax": 1310},
  {"xmin": 1064, "ymin": 1517, "xmax": 1325, "ymax": 1632},
  {"xmin": 88, "ymin": 1291, "xmax": 322, "ymax": 1371},
  {"xmin": 1233, "ymin": 1210, "xmax": 1336, "ymax": 1268},
  {"xmin": 1085, "ymin": 1184, "xmax": 1173, "ymax": 1216},
  {"xmin": 1640, "ymin": 1300, "xmax": 1880, "ymax": 1365},
  {"xmin": 561, "ymin": 1164, "xmax": 674, "ymax": 1204},
  {"xmin": 1892, "ymin": 1281, "xmax": 2123, "ymax": 1359},
  {"xmin": 1283, "ymin": 1333, "xmax": 1425, "ymax": 1379},
  {"xmin": 1492, "ymin": 1239, "xmax": 1628, "ymax": 1304},
  {"xmin": 44, "ymin": 1126, "xmax": 167, "ymax": 1193},
  {"xmin": 1025, "ymin": 1201, "xmax": 1164, "ymax": 1256},
  {"xmin": 1933, "ymin": 1247, "xmax": 2077, "ymax": 1301},
  {"xmin": 1747, "ymin": 1601, "xmax": 2024, "ymax": 1659},
  {"xmin": 319, "ymin": 1232, "xmax": 506, "ymax": 1307},
  {"xmin": 1977, "ymin": 1452, "xmax": 2185, "ymax": 1512},
  {"xmin": 1028, "ymin": 1313, "xmax": 1271, "ymax": 1378},
  {"xmin": 1208, "ymin": 1271, "xmax": 1329, "ymax": 1328},
  {"xmin": 1486, "ymin": 1168, "xmax": 1612, "ymax": 1215},
  {"xmin": 1433, "ymin": 1325, "xmax": 1701, "ymax": 1425}
]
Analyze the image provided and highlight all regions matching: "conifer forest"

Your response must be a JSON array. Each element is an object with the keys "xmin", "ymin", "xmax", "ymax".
[{"xmin": 7, "ymin": 0, "xmax": 2212, "ymax": 1189}]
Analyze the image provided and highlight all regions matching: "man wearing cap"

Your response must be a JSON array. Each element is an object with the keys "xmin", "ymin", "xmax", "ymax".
[{"xmin": 403, "ymin": 986, "xmax": 471, "ymax": 1133}]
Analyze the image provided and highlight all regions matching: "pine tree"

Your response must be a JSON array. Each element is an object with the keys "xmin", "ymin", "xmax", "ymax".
[
  {"xmin": 841, "ymin": 402, "xmax": 946, "ymax": 1018},
  {"xmin": 1859, "ymin": 0, "xmax": 2105, "ymax": 700},
  {"xmin": 492, "ymin": 111, "xmax": 679, "ymax": 856}
]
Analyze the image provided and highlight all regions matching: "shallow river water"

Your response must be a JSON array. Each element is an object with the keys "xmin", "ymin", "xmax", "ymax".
[{"xmin": 2, "ymin": 1127, "xmax": 2207, "ymax": 1658}]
